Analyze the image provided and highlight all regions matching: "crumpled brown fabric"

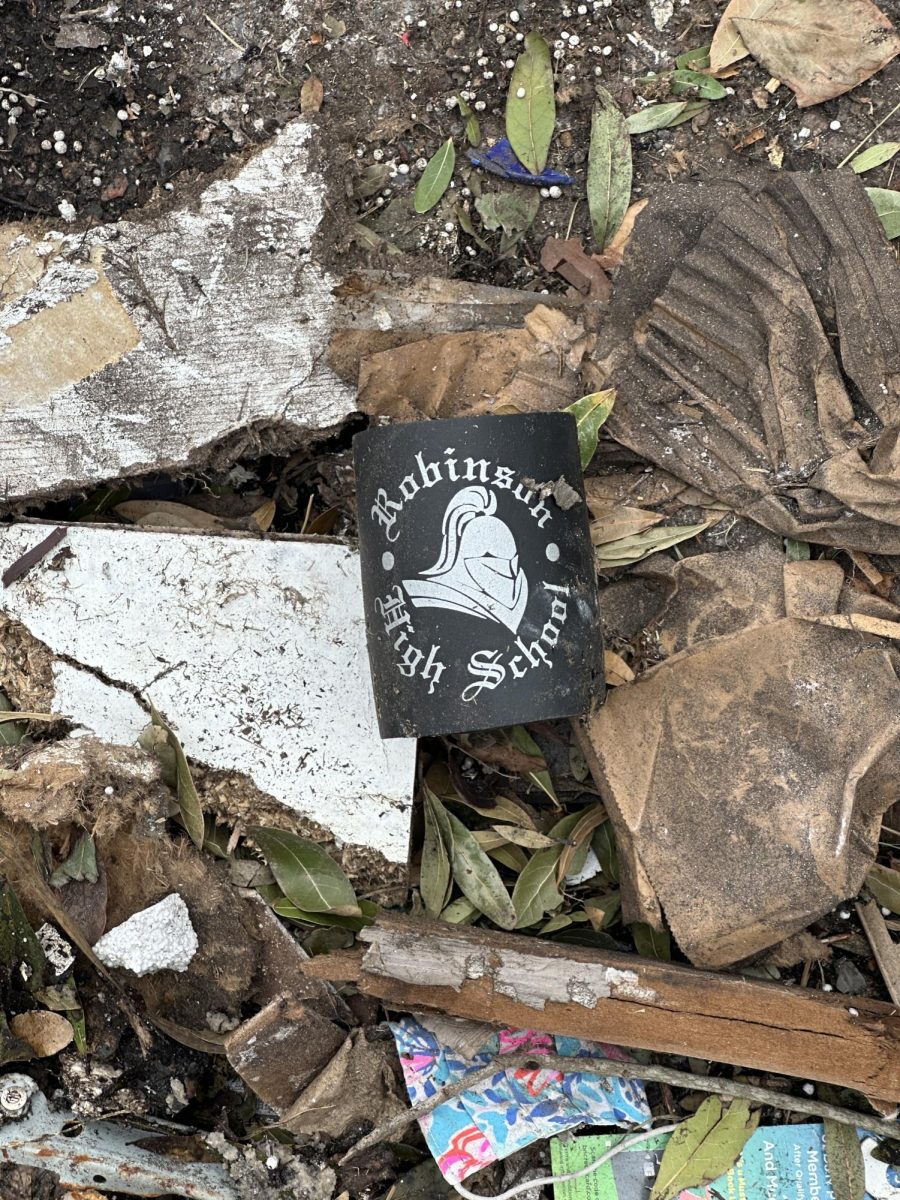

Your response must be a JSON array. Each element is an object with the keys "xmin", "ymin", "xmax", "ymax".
[
  {"xmin": 591, "ymin": 172, "xmax": 900, "ymax": 554},
  {"xmin": 577, "ymin": 550, "xmax": 900, "ymax": 968}
]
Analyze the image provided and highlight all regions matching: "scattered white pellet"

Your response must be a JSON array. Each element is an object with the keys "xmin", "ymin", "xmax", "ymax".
[
  {"xmin": 509, "ymin": 9, "xmax": 520, "ymax": 20},
  {"xmin": 72, "ymin": 139, "xmax": 82, "ymax": 151},
  {"xmin": 516, "ymin": 86, "xmax": 526, "ymax": 98},
  {"xmin": 53, "ymin": 128, "xmax": 64, "ymax": 140},
  {"xmin": 40, "ymin": 139, "xmax": 52, "ymax": 150},
  {"xmin": 444, "ymin": 221, "xmax": 454, "ymax": 232},
  {"xmin": 488, "ymin": 20, "xmax": 498, "ymax": 30},
  {"xmin": 802, "ymin": 1083, "xmax": 815, "ymax": 1095},
  {"xmin": 848, "ymin": 1007, "xmax": 859, "ymax": 1017},
  {"xmin": 117, "ymin": 108, "xmax": 129, "ymax": 121},
  {"xmin": 798, "ymin": 126, "xmax": 811, "ymax": 138},
  {"xmin": 602, "ymin": 44, "xmax": 613, "ymax": 55},
  {"xmin": 883, "ymin": 907, "xmax": 892, "ymax": 917},
  {"xmin": 53, "ymin": 140, "xmax": 67, "ymax": 154},
  {"xmin": 829, "ymin": 119, "xmax": 841, "ymax": 130},
  {"xmin": 474, "ymin": 100, "xmax": 486, "ymax": 110},
  {"xmin": 569, "ymin": 34, "xmax": 580, "ymax": 46},
  {"xmin": 504, "ymin": 58, "xmax": 515, "ymax": 68},
  {"xmin": 398, "ymin": 162, "xmax": 410, "ymax": 174},
  {"xmin": 839, "ymin": 909, "xmax": 850, "ymax": 920},
  {"xmin": 821, "ymin": 982, "xmax": 833, "ymax": 991},
  {"xmin": 548, "ymin": 185, "xmax": 562, "ymax": 198},
  {"xmin": 540, "ymin": 187, "xmax": 550, "ymax": 198},
  {"xmin": 266, "ymin": 1155, "xmax": 279, "ymax": 1170}
]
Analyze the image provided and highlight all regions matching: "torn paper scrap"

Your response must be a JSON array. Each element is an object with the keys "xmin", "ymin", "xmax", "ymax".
[{"xmin": 389, "ymin": 1016, "xmax": 650, "ymax": 1184}]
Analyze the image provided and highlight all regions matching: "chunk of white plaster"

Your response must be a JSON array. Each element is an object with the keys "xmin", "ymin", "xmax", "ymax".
[
  {"xmin": 0, "ymin": 524, "xmax": 416, "ymax": 865},
  {"xmin": 93, "ymin": 894, "xmax": 198, "ymax": 976}
]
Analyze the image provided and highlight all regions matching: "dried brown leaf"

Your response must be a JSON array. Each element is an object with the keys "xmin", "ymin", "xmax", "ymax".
[
  {"xmin": 300, "ymin": 76, "xmax": 324, "ymax": 113},
  {"xmin": 557, "ymin": 804, "xmax": 607, "ymax": 884},
  {"xmin": 734, "ymin": 0, "xmax": 900, "ymax": 108},
  {"xmin": 590, "ymin": 504, "xmax": 664, "ymax": 545},
  {"xmin": 604, "ymin": 650, "xmax": 635, "ymax": 687},
  {"xmin": 10, "ymin": 1010, "xmax": 74, "ymax": 1057},
  {"xmin": 709, "ymin": 0, "xmax": 775, "ymax": 71},
  {"xmin": 593, "ymin": 197, "xmax": 649, "ymax": 270}
]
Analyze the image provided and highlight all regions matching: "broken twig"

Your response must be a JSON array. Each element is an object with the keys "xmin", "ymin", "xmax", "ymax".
[
  {"xmin": 856, "ymin": 900, "xmax": 900, "ymax": 1006},
  {"xmin": 2, "ymin": 526, "xmax": 67, "ymax": 588},
  {"xmin": 340, "ymin": 1053, "xmax": 900, "ymax": 1164}
]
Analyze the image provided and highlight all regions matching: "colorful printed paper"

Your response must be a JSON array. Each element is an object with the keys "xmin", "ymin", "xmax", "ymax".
[
  {"xmin": 389, "ymin": 1017, "xmax": 650, "ymax": 1184},
  {"xmin": 549, "ymin": 1123, "xmax": 900, "ymax": 1200}
]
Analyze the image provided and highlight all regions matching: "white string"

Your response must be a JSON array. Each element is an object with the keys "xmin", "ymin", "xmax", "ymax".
[{"xmin": 450, "ymin": 1124, "xmax": 681, "ymax": 1200}]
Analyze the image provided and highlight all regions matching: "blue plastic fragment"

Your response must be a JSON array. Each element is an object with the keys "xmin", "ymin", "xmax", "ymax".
[{"xmin": 466, "ymin": 138, "xmax": 574, "ymax": 186}]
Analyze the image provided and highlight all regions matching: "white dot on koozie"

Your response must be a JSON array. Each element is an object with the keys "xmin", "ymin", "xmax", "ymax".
[
  {"xmin": 382, "ymin": 552, "xmax": 395, "ymax": 570},
  {"xmin": 546, "ymin": 543, "xmax": 560, "ymax": 562}
]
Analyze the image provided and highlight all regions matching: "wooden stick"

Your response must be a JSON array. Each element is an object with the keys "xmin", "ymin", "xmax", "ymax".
[
  {"xmin": 344, "ymin": 914, "xmax": 900, "ymax": 1100},
  {"xmin": 857, "ymin": 900, "xmax": 900, "ymax": 1007},
  {"xmin": 340, "ymin": 1053, "xmax": 900, "ymax": 1164}
]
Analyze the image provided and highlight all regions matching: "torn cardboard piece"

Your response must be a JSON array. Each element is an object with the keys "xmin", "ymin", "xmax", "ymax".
[
  {"xmin": 594, "ymin": 172, "xmax": 900, "ymax": 554},
  {"xmin": 0, "ymin": 523, "xmax": 415, "ymax": 872},
  {"xmin": 577, "ymin": 550, "xmax": 900, "ymax": 967},
  {"xmin": 353, "ymin": 304, "xmax": 595, "ymax": 422}
]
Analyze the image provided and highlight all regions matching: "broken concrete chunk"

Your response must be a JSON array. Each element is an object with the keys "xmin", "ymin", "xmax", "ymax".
[
  {"xmin": 0, "ymin": 121, "xmax": 354, "ymax": 504},
  {"xmin": 223, "ymin": 995, "xmax": 346, "ymax": 1111},
  {"xmin": 0, "ymin": 524, "xmax": 415, "ymax": 870},
  {"xmin": 93, "ymin": 893, "xmax": 198, "ymax": 976}
]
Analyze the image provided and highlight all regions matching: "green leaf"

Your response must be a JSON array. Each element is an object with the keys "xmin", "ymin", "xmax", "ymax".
[
  {"xmin": 824, "ymin": 1121, "xmax": 866, "ymax": 1200},
  {"xmin": 456, "ymin": 204, "xmax": 491, "ymax": 250},
  {"xmin": 584, "ymin": 891, "xmax": 622, "ymax": 930},
  {"xmin": 631, "ymin": 921, "xmax": 672, "ymax": 960},
  {"xmin": 421, "ymin": 789, "xmax": 452, "ymax": 916},
  {"xmin": 626, "ymin": 102, "xmax": 690, "ymax": 134},
  {"xmin": 851, "ymin": 142, "xmax": 900, "ymax": 174},
  {"xmin": 867, "ymin": 863, "xmax": 900, "ymax": 913},
  {"xmin": 34, "ymin": 977, "xmax": 87, "ymax": 1053},
  {"xmin": 202, "ymin": 817, "xmax": 232, "ymax": 860},
  {"xmin": 149, "ymin": 706, "xmax": 205, "ymax": 850},
  {"xmin": 565, "ymin": 389, "xmax": 616, "ymax": 469},
  {"xmin": 475, "ymin": 189, "xmax": 540, "ymax": 237},
  {"xmin": 785, "ymin": 538, "xmax": 811, "ymax": 561},
  {"xmin": 249, "ymin": 826, "xmax": 360, "ymax": 916},
  {"xmin": 670, "ymin": 69, "xmax": 726, "ymax": 99},
  {"xmin": 0, "ymin": 691, "xmax": 27, "ymax": 748},
  {"xmin": 587, "ymin": 86, "xmax": 632, "ymax": 250},
  {"xmin": 443, "ymin": 807, "xmax": 517, "ymax": 929},
  {"xmin": 441, "ymin": 896, "xmax": 481, "ymax": 924},
  {"xmin": 270, "ymin": 895, "xmax": 376, "ymax": 931},
  {"xmin": 456, "ymin": 94, "xmax": 481, "ymax": 146},
  {"xmin": 866, "ymin": 187, "xmax": 900, "ymax": 239},
  {"xmin": 511, "ymin": 846, "xmax": 564, "ymax": 927},
  {"xmin": 490, "ymin": 825, "xmax": 558, "ymax": 850},
  {"xmin": 49, "ymin": 834, "xmax": 98, "ymax": 888},
  {"xmin": 488, "ymin": 843, "xmax": 530, "ymax": 873},
  {"xmin": 650, "ymin": 1097, "xmax": 760, "ymax": 1200},
  {"xmin": 414, "ymin": 138, "xmax": 456, "ymax": 213},
  {"xmin": 592, "ymin": 821, "xmax": 620, "ymax": 883},
  {"xmin": 539, "ymin": 913, "xmax": 573, "ymax": 934},
  {"xmin": 0, "ymin": 882, "xmax": 46, "ymax": 994},
  {"xmin": 675, "ymin": 44, "xmax": 711, "ymax": 70},
  {"xmin": 596, "ymin": 520, "xmax": 711, "ymax": 570},
  {"xmin": 505, "ymin": 32, "xmax": 555, "ymax": 174},
  {"xmin": 507, "ymin": 725, "xmax": 558, "ymax": 803}
]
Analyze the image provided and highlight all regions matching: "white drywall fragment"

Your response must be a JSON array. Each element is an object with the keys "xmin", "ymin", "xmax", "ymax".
[
  {"xmin": 93, "ymin": 894, "xmax": 198, "ymax": 976},
  {"xmin": 0, "ymin": 524, "xmax": 415, "ymax": 865}
]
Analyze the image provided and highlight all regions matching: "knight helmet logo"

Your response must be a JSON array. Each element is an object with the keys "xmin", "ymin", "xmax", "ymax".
[{"xmin": 403, "ymin": 485, "xmax": 529, "ymax": 634}]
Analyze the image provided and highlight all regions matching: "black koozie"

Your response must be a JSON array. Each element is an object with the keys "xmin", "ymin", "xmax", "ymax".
[{"xmin": 353, "ymin": 413, "xmax": 604, "ymax": 738}]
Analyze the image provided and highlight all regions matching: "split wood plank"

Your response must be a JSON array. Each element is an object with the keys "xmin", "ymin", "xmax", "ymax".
[{"xmin": 324, "ymin": 914, "xmax": 900, "ymax": 1099}]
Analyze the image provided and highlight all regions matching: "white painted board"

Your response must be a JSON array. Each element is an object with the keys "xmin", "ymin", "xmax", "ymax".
[{"xmin": 0, "ymin": 524, "xmax": 415, "ymax": 865}]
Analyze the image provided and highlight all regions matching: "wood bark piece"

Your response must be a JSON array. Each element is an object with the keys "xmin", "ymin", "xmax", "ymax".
[
  {"xmin": 343, "ymin": 915, "xmax": 900, "ymax": 1099},
  {"xmin": 223, "ymin": 995, "xmax": 347, "ymax": 1111},
  {"xmin": 857, "ymin": 900, "xmax": 900, "ymax": 1007},
  {"xmin": 0, "ymin": 523, "xmax": 415, "ymax": 870},
  {"xmin": 596, "ymin": 172, "xmax": 900, "ymax": 554}
]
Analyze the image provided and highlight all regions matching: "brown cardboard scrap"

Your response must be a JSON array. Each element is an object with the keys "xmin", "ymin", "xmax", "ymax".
[
  {"xmin": 578, "ymin": 550, "xmax": 900, "ymax": 968},
  {"xmin": 356, "ymin": 304, "xmax": 594, "ymax": 421},
  {"xmin": 596, "ymin": 172, "xmax": 900, "ymax": 554}
]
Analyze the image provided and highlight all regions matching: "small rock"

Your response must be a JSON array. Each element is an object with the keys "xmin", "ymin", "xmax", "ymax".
[
  {"xmin": 835, "ymin": 958, "xmax": 867, "ymax": 995},
  {"xmin": 93, "ymin": 893, "xmax": 198, "ymax": 976}
]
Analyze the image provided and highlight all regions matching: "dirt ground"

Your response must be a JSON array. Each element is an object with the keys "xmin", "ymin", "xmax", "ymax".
[{"xmin": 3, "ymin": 0, "xmax": 899, "ymax": 286}]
